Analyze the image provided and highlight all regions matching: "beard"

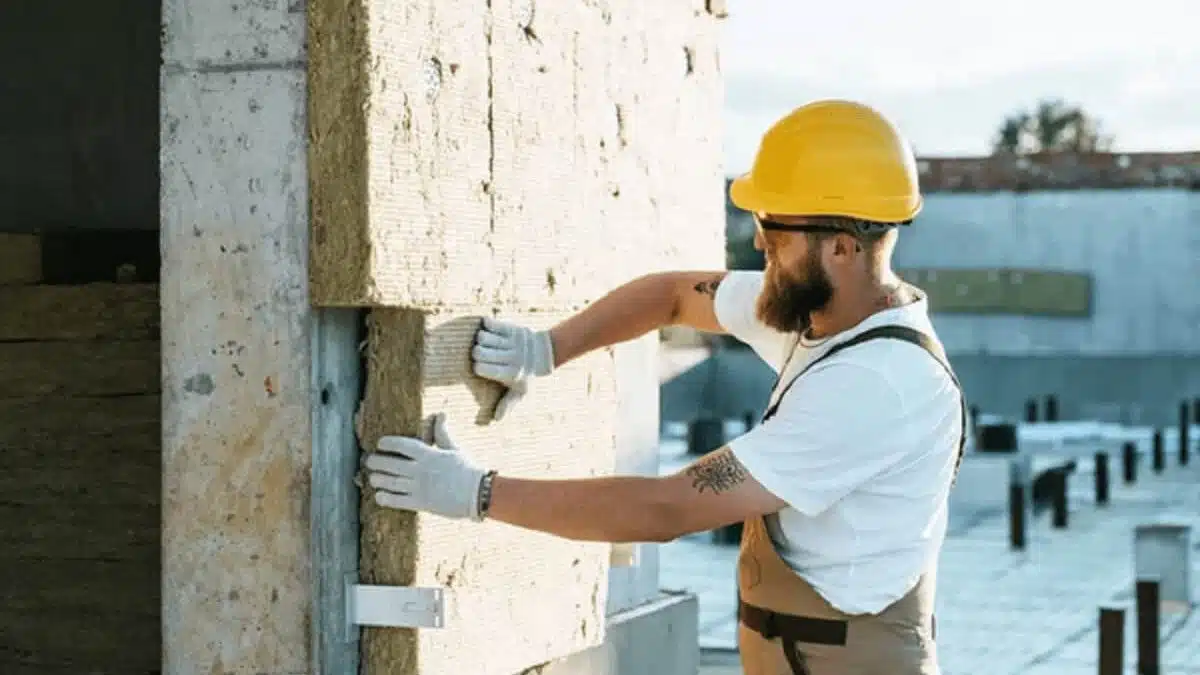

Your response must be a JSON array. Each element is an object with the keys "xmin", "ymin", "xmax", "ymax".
[{"xmin": 755, "ymin": 250, "xmax": 833, "ymax": 334}]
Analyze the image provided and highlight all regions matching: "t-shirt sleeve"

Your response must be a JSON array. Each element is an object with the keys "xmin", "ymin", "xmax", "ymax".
[
  {"xmin": 713, "ymin": 270, "xmax": 793, "ymax": 370},
  {"xmin": 727, "ymin": 359, "xmax": 908, "ymax": 516}
]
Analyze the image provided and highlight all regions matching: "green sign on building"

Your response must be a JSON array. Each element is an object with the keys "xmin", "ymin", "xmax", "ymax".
[{"xmin": 898, "ymin": 268, "xmax": 1092, "ymax": 317}]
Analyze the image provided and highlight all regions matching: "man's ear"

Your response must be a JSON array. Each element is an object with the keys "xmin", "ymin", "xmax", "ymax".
[{"xmin": 833, "ymin": 233, "xmax": 858, "ymax": 256}]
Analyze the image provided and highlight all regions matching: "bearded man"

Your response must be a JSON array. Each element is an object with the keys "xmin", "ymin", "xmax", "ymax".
[{"xmin": 363, "ymin": 99, "xmax": 966, "ymax": 675}]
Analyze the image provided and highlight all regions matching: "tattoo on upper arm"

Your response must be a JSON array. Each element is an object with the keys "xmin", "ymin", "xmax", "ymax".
[
  {"xmin": 686, "ymin": 450, "xmax": 749, "ymax": 494},
  {"xmin": 693, "ymin": 277, "xmax": 722, "ymax": 297}
]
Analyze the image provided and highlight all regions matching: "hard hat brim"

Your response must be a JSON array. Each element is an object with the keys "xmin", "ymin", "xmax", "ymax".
[{"xmin": 729, "ymin": 173, "xmax": 922, "ymax": 224}]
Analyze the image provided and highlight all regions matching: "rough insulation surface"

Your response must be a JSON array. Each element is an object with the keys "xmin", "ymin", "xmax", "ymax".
[
  {"xmin": 309, "ymin": 0, "xmax": 493, "ymax": 308},
  {"xmin": 357, "ymin": 310, "xmax": 619, "ymax": 675},
  {"xmin": 490, "ymin": 0, "xmax": 727, "ymax": 303},
  {"xmin": 309, "ymin": 0, "xmax": 726, "ymax": 309},
  {"xmin": 309, "ymin": 0, "xmax": 726, "ymax": 671}
]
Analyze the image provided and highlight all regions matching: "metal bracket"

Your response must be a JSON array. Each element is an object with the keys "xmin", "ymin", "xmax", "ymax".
[{"xmin": 345, "ymin": 576, "xmax": 448, "ymax": 638}]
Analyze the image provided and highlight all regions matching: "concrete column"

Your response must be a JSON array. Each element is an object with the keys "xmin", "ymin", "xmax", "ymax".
[
  {"xmin": 161, "ymin": 2, "xmax": 353, "ymax": 673},
  {"xmin": 1135, "ymin": 523, "xmax": 1194, "ymax": 611},
  {"xmin": 607, "ymin": 334, "xmax": 665, "ymax": 614}
]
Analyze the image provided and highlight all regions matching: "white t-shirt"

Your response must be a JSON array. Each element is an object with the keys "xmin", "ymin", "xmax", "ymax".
[{"xmin": 714, "ymin": 270, "xmax": 962, "ymax": 615}]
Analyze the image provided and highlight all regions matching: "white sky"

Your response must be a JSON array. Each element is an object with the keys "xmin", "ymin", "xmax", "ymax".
[{"xmin": 720, "ymin": 0, "xmax": 1200, "ymax": 173}]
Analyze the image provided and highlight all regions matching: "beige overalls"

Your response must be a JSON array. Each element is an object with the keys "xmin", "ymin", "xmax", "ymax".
[{"xmin": 735, "ymin": 325, "xmax": 966, "ymax": 675}]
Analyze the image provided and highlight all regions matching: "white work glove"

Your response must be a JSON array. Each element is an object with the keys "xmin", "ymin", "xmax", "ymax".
[
  {"xmin": 365, "ymin": 413, "xmax": 489, "ymax": 521},
  {"xmin": 470, "ymin": 317, "xmax": 555, "ymax": 421}
]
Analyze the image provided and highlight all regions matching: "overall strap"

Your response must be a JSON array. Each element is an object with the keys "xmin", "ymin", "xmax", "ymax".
[{"xmin": 760, "ymin": 325, "xmax": 967, "ymax": 482}]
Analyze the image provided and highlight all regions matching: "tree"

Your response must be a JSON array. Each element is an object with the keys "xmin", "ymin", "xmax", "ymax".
[{"xmin": 992, "ymin": 98, "xmax": 1113, "ymax": 155}]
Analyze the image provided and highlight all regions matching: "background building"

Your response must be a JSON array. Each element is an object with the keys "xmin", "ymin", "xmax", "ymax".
[{"xmin": 666, "ymin": 153, "xmax": 1200, "ymax": 428}]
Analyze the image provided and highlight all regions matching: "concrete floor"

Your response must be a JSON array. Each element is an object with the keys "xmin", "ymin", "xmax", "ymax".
[{"xmin": 670, "ymin": 447, "xmax": 1200, "ymax": 675}]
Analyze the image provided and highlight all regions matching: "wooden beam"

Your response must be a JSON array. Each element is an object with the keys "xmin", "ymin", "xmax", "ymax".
[
  {"xmin": 0, "ymin": 283, "xmax": 158, "ymax": 341},
  {"xmin": 0, "ymin": 234, "xmax": 42, "ymax": 285},
  {"xmin": 0, "ymin": 341, "xmax": 159, "ymax": 398}
]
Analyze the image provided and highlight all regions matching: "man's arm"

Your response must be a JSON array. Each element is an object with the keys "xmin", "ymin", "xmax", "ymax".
[
  {"xmin": 485, "ymin": 447, "xmax": 786, "ymax": 543},
  {"xmin": 547, "ymin": 271, "xmax": 729, "ymax": 368}
]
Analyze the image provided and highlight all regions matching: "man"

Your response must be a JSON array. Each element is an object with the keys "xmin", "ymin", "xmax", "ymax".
[{"xmin": 364, "ymin": 99, "xmax": 965, "ymax": 674}]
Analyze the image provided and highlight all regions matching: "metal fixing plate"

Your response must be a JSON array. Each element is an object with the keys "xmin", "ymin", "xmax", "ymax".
[{"xmin": 346, "ymin": 578, "xmax": 448, "ymax": 637}]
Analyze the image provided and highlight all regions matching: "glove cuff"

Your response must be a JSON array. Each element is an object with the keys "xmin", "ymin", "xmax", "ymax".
[{"xmin": 532, "ymin": 330, "xmax": 556, "ymax": 377}]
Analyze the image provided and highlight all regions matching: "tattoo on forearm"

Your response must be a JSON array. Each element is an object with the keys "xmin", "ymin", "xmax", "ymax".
[
  {"xmin": 687, "ymin": 451, "xmax": 748, "ymax": 494},
  {"xmin": 693, "ymin": 278, "xmax": 722, "ymax": 296}
]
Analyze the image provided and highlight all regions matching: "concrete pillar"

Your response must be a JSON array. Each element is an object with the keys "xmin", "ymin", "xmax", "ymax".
[
  {"xmin": 1135, "ymin": 523, "xmax": 1194, "ymax": 611},
  {"xmin": 607, "ymin": 335, "xmax": 666, "ymax": 614},
  {"xmin": 162, "ymin": 2, "xmax": 361, "ymax": 673}
]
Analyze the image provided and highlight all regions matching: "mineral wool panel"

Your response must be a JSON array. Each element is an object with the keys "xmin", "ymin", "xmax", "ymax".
[
  {"xmin": 489, "ymin": 0, "xmax": 727, "ymax": 308},
  {"xmin": 308, "ymin": 0, "xmax": 494, "ymax": 308},
  {"xmin": 357, "ymin": 309, "xmax": 618, "ymax": 675},
  {"xmin": 310, "ymin": 0, "xmax": 726, "ymax": 310}
]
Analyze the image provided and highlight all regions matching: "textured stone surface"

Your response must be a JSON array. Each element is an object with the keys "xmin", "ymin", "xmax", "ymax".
[
  {"xmin": 356, "ymin": 308, "xmax": 621, "ymax": 675},
  {"xmin": 308, "ymin": 0, "xmax": 726, "ymax": 309}
]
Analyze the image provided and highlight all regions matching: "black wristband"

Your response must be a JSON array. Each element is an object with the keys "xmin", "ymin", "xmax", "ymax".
[{"xmin": 477, "ymin": 470, "xmax": 498, "ymax": 520}]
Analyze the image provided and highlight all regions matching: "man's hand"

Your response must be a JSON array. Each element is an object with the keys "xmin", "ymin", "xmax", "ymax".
[
  {"xmin": 470, "ymin": 317, "xmax": 555, "ymax": 421},
  {"xmin": 364, "ymin": 414, "xmax": 489, "ymax": 521}
]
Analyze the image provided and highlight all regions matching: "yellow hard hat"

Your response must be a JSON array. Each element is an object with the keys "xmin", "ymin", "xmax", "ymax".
[{"xmin": 729, "ymin": 99, "xmax": 922, "ymax": 223}]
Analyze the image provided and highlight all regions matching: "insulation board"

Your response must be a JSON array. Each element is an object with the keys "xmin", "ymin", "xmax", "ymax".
[{"xmin": 356, "ymin": 309, "xmax": 620, "ymax": 675}]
